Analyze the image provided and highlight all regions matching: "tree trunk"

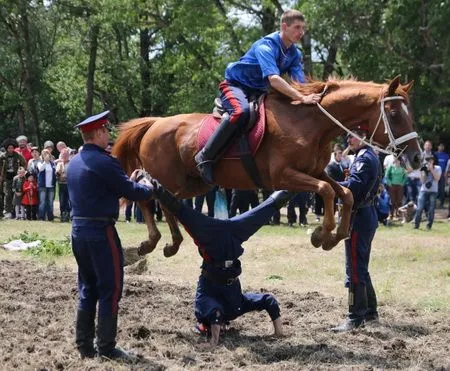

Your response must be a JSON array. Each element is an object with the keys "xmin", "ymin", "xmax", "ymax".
[
  {"xmin": 322, "ymin": 41, "xmax": 338, "ymax": 80},
  {"xmin": 19, "ymin": 0, "xmax": 40, "ymax": 145},
  {"xmin": 86, "ymin": 23, "xmax": 100, "ymax": 116},
  {"xmin": 301, "ymin": 31, "xmax": 312, "ymax": 78},
  {"xmin": 140, "ymin": 28, "xmax": 151, "ymax": 117}
]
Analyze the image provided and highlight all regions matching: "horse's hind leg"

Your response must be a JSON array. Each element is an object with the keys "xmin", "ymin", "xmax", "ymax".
[
  {"xmin": 161, "ymin": 207, "xmax": 183, "ymax": 258},
  {"xmin": 137, "ymin": 200, "xmax": 162, "ymax": 256}
]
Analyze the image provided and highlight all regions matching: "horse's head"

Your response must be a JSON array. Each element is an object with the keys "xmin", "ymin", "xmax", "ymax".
[{"xmin": 368, "ymin": 75, "xmax": 421, "ymax": 170}]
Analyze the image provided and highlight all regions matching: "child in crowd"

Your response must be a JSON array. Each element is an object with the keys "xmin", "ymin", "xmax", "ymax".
[
  {"xmin": 398, "ymin": 201, "xmax": 417, "ymax": 224},
  {"xmin": 12, "ymin": 167, "xmax": 27, "ymax": 220},
  {"xmin": 22, "ymin": 172, "xmax": 39, "ymax": 220},
  {"xmin": 376, "ymin": 183, "xmax": 391, "ymax": 226}
]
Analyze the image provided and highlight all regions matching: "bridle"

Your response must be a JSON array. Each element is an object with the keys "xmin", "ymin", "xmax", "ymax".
[{"xmin": 316, "ymin": 86, "xmax": 419, "ymax": 156}]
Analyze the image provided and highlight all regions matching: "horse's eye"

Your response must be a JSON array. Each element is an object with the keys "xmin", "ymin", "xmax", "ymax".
[{"xmin": 390, "ymin": 110, "xmax": 399, "ymax": 118}]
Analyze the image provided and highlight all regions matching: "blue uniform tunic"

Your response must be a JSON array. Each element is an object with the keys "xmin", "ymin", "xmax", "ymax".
[
  {"xmin": 173, "ymin": 197, "xmax": 282, "ymax": 325},
  {"xmin": 220, "ymin": 32, "xmax": 305, "ymax": 126},
  {"xmin": 67, "ymin": 143, "xmax": 152, "ymax": 316},
  {"xmin": 339, "ymin": 146, "xmax": 381, "ymax": 289}
]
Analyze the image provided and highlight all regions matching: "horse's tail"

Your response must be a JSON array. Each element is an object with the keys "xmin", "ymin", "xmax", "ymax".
[{"xmin": 112, "ymin": 117, "xmax": 160, "ymax": 175}]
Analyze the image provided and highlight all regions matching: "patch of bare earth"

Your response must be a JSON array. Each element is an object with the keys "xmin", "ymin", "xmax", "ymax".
[{"xmin": 0, "ymin": 258, "xmax": 449, "ymax": 370}]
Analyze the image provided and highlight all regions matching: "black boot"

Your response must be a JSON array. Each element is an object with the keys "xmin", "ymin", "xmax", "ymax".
[
  {"xmin": 150, "ymin": 179, "xmax": 182, "ymax": 213},
  {"xmin": 366, "ymin": 278, "xmax": 378, "ymax": 322},
  {"xmin": 97, "ymin": 316, "xmax": 137, "ymax": 363},
  {"xmin": 194, "ymin": 114, "xmax": 238, "ymax": 184},
  {"xmin": 269, "ymin": 191, "xmax": 297, "ymax": 209},
  {"xmin": 331, "ymin": 284, "xmax": 367, "ymax": 332},
  {"xmin": 75, "ymin": 310, "xmax": 96, "ymax": 359}
]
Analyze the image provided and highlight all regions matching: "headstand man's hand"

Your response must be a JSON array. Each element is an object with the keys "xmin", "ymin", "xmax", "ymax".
[{"xmin": 149, "ymin": 178, "xmax": 182, "ymax": 213}]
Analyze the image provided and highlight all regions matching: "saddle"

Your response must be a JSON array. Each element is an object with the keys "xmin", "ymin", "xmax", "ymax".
[
  {"xmin": 197, "ymin": 96, "xmax": 266, "ymax": 188},
  {"xmin": 212, "ymin": 96, "xmax": 263, "ymax": 133}
]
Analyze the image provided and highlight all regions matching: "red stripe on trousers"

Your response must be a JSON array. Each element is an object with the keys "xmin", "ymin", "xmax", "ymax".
[
  {"xmin": 181, "ymin": 224, "xmax": 212, "ymax": 263},
  {"xmin": 351, "ymin": 230, "xmax": 360, "ymax": 285},
  {"xmin": 106, "ymin": 226, "xmax": 121, "ymax": 315},
  {"xmin": 219, "ymin": 81, "xmax": 243, "ymax": 124}
]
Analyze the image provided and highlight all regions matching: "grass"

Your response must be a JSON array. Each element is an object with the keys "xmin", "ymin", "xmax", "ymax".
[{"xmin": 0, "ymin": 212, "xmax": 449, "ymax": 312}]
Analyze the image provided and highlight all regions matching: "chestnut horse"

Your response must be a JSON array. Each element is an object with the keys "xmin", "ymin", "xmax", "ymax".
[{"xmin": 113, "ymin": 76, "xmax": 421, "ymax": 257}]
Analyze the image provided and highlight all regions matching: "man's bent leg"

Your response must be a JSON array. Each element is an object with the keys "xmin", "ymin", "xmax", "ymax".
[
  {"xmin": 195, "ymin": 82, "xmax": 249, "ymax": 184},
  {"xmin": 230, "ymin": 191, "xmax": 296, "ymax": 242}
]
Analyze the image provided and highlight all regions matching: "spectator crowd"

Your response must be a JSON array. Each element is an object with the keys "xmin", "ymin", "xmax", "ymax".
[{"xmin": 0, "ymin": 136, "xmax": 75, "ymax": 221}]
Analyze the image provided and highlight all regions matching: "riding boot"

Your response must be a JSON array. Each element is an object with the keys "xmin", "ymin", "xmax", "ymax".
[
  {"xmin": 75, "ymin": 310, "xmax": 96, "ymax": 359},
  {"xmin": 194, "ymin": 114, "xmax": 238, "ymax": 184},
  {"xmin": 269, "ymin": 191, "xmax": 297, "ymax": 209},
  {"xmin": 97, "ymin": 315, "xmax": 137, "ymax": 363},
  {"xmin": 150, "ymin": 179, "xmax": 182, "ymax": 213},
  {"xmin": 365, "ymin": 279, "xmax": 378, "ymax": 322},
  {"xmin": 331, "ymin": 284, "xmax": 367, "ymax": 332}
]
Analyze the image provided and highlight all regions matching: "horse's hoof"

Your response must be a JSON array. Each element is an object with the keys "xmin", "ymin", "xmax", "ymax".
[
  {"xmin": 138, "ymin": 240, "xmax": 157, "ymax": 256},
  {"xmin": 310, "ymin": 226, "xmax": 323, "ymax": 248},
  {"xmin": 321, "ymin": 238, "xmax": 336, "ymax": 251},
  {"xmin": 163, "ymin": 243, "xmax": 180, "ymax": 258}
]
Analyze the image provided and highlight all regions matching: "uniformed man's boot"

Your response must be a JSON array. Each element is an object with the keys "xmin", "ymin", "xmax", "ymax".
[
  {"xmin": 75, "ymin": 310, "xmax": 96, "ymax": 359},
  {"xmin": 365, "ymin": 280, "xmax": 379, "ymax": 322},
  {"xmin": 150, "ymin": 179, "xmax": 182, "ymax": 213},
  {"xmin": 97, "ymin": 316, "xmax": 137, "ymax": 363},
  {"xmin": 331, "ymin": 284, "xmax": 367, "ymax": 332},
  {"xmin": 194, "ymin": 114, "xmax": 238, "ymax": 184},
  {"xmin": 269, "ymin": 191, "xmax": 297, "ymax": 209}
]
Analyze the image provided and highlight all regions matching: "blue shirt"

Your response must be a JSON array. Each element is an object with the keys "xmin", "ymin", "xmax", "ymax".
[
  {"xmin": 434, "ymin": 151, "xmax": 449, "ymax": 173},
  {"xmin": 225, "ymin": 32, "xmax": 305, "ymax": 90},
  {"xmin": 340, "ymin": 146, "xmax": 381, "ymax": 207},
  {"xmin": 67, "ymin": 143, "xmax": 152, "ymax": 223}
]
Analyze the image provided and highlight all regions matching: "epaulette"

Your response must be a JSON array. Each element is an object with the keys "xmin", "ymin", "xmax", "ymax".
[{"xmin": 356, "ymin": 148, "xmax": 367, "ymax": 157}]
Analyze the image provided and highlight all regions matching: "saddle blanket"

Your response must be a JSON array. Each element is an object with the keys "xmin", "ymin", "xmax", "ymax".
[{"xmin": 196, "ymin": 100, "xmax": 266, "ymax": 159}]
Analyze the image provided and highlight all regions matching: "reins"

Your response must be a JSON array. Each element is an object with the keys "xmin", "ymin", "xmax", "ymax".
[{"xmin": 315, "ymin": 86, "xmax": 418, "ymax": 156}]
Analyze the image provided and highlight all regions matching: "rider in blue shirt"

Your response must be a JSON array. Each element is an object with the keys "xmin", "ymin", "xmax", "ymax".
[{"xmin": 195, "ymin": 9, "xmax": 322, "ymax": 184}]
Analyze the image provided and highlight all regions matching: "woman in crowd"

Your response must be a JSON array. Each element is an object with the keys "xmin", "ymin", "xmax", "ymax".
[
  {"xmin": 37, "ymin": 149, "xmax": 56, "ymax": 221},
  {"xmin": 385, "ymin": 157, "xmax": 407, "ymax": 220}
]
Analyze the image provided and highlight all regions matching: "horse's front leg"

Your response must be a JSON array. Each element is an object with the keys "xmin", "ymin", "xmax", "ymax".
[
  {"xmin": 160, "ymin": 206, "xmax": 183, "ymax": 258},
  {"xmin": 137, "ymin": 200, "xmax": 161, "ymax": 256},
  {"xmin": 277, "ymin": 168, "xmax": 336, "ymax": 249},
  {"xmin": 317, "ymin": 171, "xmax": 354, "ymax": 250}
]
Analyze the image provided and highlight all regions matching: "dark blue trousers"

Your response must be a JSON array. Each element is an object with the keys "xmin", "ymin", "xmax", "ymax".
[
  {"xmin": 175, "ymin": 196, "xmax": 278, "ymax": 247},
  {"xmin": 72, "ymin": 224, "xmax": 124, "ymax": 316},
  {"xmin": 345, "ymin": 206, "xmax": 378, "ymax": 288}
]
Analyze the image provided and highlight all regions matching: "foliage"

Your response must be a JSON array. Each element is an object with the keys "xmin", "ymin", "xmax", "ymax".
[
  {"xmin": 7, "ymin": 230, "xmax": 72, "ymax": 258},
  {"xmin": 0, "ymin": 0, "xmax": 449, "ymax": 148}
]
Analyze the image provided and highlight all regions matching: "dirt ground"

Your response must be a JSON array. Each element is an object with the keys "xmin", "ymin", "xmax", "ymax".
[{"xmin": 0, "ymin": 255, "xmax": 449, "ymax": 371}]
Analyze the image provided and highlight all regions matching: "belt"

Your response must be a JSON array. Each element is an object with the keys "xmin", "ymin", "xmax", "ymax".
[
  {"xmin": 201, "ymin": 269, "xmax": 238, "ymax": 286},
  {"xmin": 358, "ymin": 200, "xmax": 374, "ymax": 209},
  {"xmin": 211, "ymin": 260, "xmax": 235, "ymax": 268},
  {"xmin": 72, "ymin": 216, "xmax": 117, "ymax": 222}
]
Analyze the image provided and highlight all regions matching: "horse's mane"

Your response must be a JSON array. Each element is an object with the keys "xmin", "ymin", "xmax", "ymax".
[{"xmin": 270, "ymin": 76, "xmax": 409, "ymax": 102}]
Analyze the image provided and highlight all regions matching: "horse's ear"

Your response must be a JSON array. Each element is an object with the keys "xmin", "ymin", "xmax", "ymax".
[
  {"xmin": 388, "ymin": 75, "xmax": 401, "ymax": 96},
  {"xmin": 401, "ymin": 80, "xmax": 414, "ymax": 94}
]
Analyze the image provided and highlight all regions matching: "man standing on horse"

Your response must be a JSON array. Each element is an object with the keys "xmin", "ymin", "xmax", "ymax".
[
  {"xmin": 148, "ymin": 177, "xmax": 295, "ymax": 347},
  {"xmin": 195, "ymin": 9, "xmax": 322, "ymax": 184},
  {"xmin": 331, "ymin": 127, "xmax": 382, "ymax": 332},
  {"xmin": 67, "ymin": 111, "xmax": 154, "ymax": 362}
]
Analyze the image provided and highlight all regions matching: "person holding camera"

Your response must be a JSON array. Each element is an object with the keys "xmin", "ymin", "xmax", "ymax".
[{"xmin": 414, "ymin": 156, "xmax": 441, "ymax": 230}]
